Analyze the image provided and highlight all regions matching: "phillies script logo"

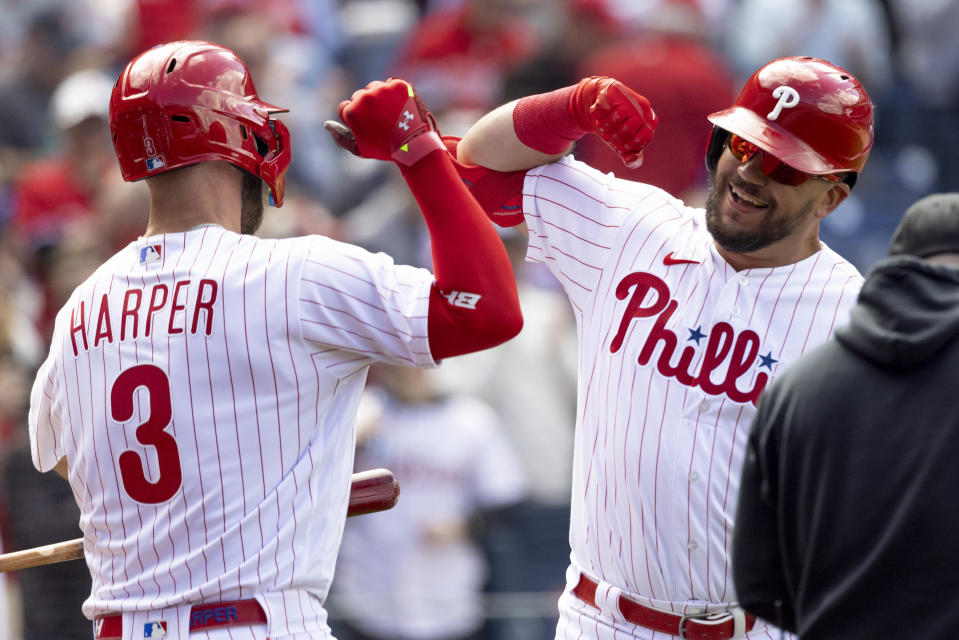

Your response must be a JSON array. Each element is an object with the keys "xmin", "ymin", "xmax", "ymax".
[{"xmin": 610, "ymin": 272, "xmax": 769, "ymax": 405}]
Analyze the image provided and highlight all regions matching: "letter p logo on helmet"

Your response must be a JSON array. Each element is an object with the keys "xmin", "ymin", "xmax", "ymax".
[{"xmin": 766, "ymin": 86, "xmax": 800, "ymax": 121}]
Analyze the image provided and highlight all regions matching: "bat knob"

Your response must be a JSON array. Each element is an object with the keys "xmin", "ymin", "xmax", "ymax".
[{"xmin": 324, "ymin": 120, "xmax": 359, "ymax": 156}]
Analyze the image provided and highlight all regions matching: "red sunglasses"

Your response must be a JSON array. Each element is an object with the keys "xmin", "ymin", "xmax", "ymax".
[{"xmin": 727, "ymin": 134, "xmax": 841, "ymax": 186}]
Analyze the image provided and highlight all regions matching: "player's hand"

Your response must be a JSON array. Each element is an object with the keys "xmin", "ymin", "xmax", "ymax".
[
  {"xmin": 571, "ymin": 76, "xmax": 657, "ymax": 169},
  {"xmin": 324, "ymin": 78, "xmax": 445, "ymax": 167}
]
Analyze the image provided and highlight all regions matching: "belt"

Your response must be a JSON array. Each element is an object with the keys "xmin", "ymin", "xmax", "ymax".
[
  {"xmin": 572, "ymin": 573, "xmax": 755, "ymax": 640},
  {"xmin": 95, "ymin": 599, "xmax": 267, "ymax": 639}
]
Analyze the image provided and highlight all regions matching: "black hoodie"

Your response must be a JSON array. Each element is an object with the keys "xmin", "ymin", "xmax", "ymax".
[{"xmin": 731, "ymin": 256, "xmax": 959, "ymax": 639}]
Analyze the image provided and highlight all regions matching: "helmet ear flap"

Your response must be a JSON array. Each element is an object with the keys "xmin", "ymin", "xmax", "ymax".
[{"xmin": 705, "ymin": 126, "xmax": 728, "ymax": 173}]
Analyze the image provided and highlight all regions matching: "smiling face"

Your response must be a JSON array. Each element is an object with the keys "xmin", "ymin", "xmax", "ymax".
[{"xmin": 704, "ymin": 143, "xmax": 850, "ymax": 268}]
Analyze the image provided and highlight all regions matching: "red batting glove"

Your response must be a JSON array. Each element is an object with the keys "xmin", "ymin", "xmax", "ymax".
[
  {"xmin": 570, "ymin": 76, "xmax": 657, "ymax": 169},
  {"xmin": 327, "ymin": 78, "xmax": 445, "ymax": 167}
]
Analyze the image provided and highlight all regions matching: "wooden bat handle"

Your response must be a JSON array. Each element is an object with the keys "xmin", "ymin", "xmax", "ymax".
[
  {"xmin": 0, "ymin": 538, "xmax": 85, "ymax": 572},
  {"xmin": 347, "ymin": 467, "xmax": 401, "ymax": 517},
  {"xmin": 0, "ymin": 468, "xmax": 399, "ymax": 573}
]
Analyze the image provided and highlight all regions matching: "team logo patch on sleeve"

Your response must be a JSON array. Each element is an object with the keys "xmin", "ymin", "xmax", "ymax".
[
  {"xmin": 143, "ymin": 621, "xmax": 167, "ymax": 638},
  {"xmin": 139, "ymin": 244, "xmax": 162, "ymax": 264},
  {"xmin": 146, "ymin": 156, "xmax": 166, "ymax": 171}
]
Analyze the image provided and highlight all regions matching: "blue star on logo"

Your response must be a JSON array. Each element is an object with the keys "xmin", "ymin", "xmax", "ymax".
[
  {"xmin": 687, "ymin": 325, "xmax": 706, "ymax": 345},
  {"xmin": 758, "ymin": 351, "xmax": 779, "ymax": 370}
]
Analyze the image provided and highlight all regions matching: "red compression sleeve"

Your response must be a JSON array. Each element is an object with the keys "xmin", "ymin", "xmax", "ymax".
[
  {"xmin": 512, "ymin": 84, "xmax": 588, "ymax": 154},
  {"xmin": 400, "ymin": 153, "xmax": 523, "ymax": 360}
]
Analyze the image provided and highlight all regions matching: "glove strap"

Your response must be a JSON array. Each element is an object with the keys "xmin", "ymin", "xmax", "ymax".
[{"xmin": 392, "ymin": 131, "xmax": 446, "ymax": 167}]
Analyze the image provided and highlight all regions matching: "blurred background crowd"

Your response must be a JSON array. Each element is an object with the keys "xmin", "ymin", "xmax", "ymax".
[{"xmin": 0, "ymin": 0, "xmax": 956, "ymax": 638}]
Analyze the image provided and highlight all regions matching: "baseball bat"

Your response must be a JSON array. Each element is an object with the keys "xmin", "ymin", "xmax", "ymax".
[{"xmin": 0, "ymin": 468, "xmax": 399, "ymax": 573}]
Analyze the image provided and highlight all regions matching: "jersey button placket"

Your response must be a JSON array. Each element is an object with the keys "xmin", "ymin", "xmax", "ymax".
[
  {"xmin": 729, "ymin": 275, "xmax": 749, "ymax": 320},
  {"xmin": 714, "ymin": 277, "xmax": 741, "ymax": 324}
]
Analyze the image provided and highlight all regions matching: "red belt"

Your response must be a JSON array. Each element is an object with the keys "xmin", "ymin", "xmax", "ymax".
[
  {"xmin": 95, "ymin": 599, "xmax": 267, "ymax": 639},
  {"xmin": 572, "ymin": 574, "xmax": 755, "ymax": 640}
]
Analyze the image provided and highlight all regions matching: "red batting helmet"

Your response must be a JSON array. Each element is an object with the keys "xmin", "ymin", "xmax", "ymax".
[
  {"xmin": 705, "ymin": 56, "xmax": 874, "ymax": 187},
  {"xmin": 109, "ymin": 40, "xmax": 292, "ymax": 206}
]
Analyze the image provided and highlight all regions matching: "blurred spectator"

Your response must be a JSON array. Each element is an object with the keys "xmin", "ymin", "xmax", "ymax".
[
  {"xmin": 722, "ymin": 0, "xmax": 894, "ymax": 95},
  {"xmin": 0, "ymin": 235, "xmax": 44, "ymax": 378},
  {"xmin": 572, "ymin": 0, "xmax": 737, "ymax": 203},
  {"xmin": 1, "ymin": 436, "xmax": 90, "ymax": 640},
  {"xmin": 0, "ymin": 350, "xmax": 33, "ymax": 451},
  {"xmin": 338, "ymin": 0, "xmax": 421, "ymax": 84},
  {"xmin": 7, "ymin": 68, "xmax": 126, "ymax": 339},
  {"xmin": 0, "ymin": 516, "xmax": 11, "ymax": 640},
  {"xmin": 888, "ymin": 0, "xmax": 959, "ymax": 109},
  {"xmin": 601, "ymin": 0, "xmax": 734, "ymax": 45},
  {"xmin": 341, "ymin": 172, "xmax": 430, "ymax": 268},
  {"xmin": 428, "ymin": 231, "xmax": 576, "ymax": 506},
  {"xmin": 0, "ymin": 348, "xmax": 90, "ymax": 640},
  {"xmin": 122, "ymin": 0, "xmax": 200, "ymax": 58},
  {"xmin": 197, "ymin": 1, "xmax": 379, "ymax": 216},
  {"xmin": 0, "ymin": 523, "xmax": 9, "ymax": 640},
  {"xmin": 500, "ymin": 0, "xmax": 626, "ymax": 99},
  {"xmin": 0, "ymin": 10, "xmax": 77, "ymax": 156},
  {"xmin": 427, "ymin": 231, "xmax": 577, "ymax": 639},
  {"xmin": 883, "ymin": 0, "xmax": 959, "ymax": 194},
  {"xmin": 0, "ymin": 10, "xmax": 79, "ymax": 232},
  {"xmin": 331, "ymin": 363, "xmax": 527, "ymax": 640},
  {"xmin": 389, "ymin": 0, "xmax": 541, "ymax": 112},
  {"xmin": 9, "ymin": 69, "xmax": 115, "ymax": 251}
]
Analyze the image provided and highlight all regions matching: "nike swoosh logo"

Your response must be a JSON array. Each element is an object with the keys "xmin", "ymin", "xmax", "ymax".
[{"xmin": 663, "ymin": 251, "xmax": 700, "ymax": 266}]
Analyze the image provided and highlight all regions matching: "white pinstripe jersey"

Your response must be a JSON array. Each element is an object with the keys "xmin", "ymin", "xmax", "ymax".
[
  {"xmin": 28, "ymin": 225, "xmax": 436, "ymax": 631},
  {"xmin": 523, "ymin": 157, "xmax": 863, "ymax": 614}
]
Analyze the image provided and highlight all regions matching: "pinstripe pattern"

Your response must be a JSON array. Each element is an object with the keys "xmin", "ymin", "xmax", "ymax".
[
  {"xmin": 523, "ymin": 157, "xmax": 862, "ymax": 635},
  {"xmin": 29, "ymin": 225, "xmax": 435, "ymax": 636}
]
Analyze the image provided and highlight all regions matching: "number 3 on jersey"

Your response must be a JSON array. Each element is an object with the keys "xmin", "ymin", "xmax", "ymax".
[{"xmin": 110, "ymin": 364, "xmax": 182, "ymax": 504}]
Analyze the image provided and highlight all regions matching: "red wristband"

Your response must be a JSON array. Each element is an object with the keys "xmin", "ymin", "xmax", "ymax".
[{"xmin": 512, "ymin": 85, "xmax": 588, "ymax": 154}]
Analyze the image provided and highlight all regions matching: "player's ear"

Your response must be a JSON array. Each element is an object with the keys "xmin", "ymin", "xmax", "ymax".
[{"xmin": 815, "ymin": 181, "xmax": 851, "ymax": 220}]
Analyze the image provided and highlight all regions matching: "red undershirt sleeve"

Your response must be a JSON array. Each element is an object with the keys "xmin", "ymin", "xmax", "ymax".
[{"xmin": 398, "ymin": 151, "xmax": 523, "ymax": 360}]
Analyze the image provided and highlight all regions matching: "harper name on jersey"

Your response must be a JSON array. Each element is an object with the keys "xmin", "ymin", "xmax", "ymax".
[{"xmin": 67, "ymin": 279, "xmax": 219, "ymax": 356}]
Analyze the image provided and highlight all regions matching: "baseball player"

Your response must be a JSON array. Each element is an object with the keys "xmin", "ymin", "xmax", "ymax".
[
  {"xmin": 449, "ymin": 57, "xmax": 875, "ymax": 639},
  {"xmin": 27, "ymin": 41, "xmax": 522, "ymax": 640}
]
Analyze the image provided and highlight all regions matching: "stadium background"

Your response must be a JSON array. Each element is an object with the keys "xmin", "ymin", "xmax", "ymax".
[{"xmin": 0, "ymin": 0, "xmax": 956, "ymax": 638}]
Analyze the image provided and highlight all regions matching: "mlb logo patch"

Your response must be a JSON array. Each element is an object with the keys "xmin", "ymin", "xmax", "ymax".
[
  {"xmin": 139, "ymin": 244, "xmax": 162, "ymax": 264},
  {"xmin": 143, "ymin": 621, "xmax": 167, "ymax": 638},
  {"xmin": 146, "ymin": 156, "xmax": 165, "ymax": 171}
]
